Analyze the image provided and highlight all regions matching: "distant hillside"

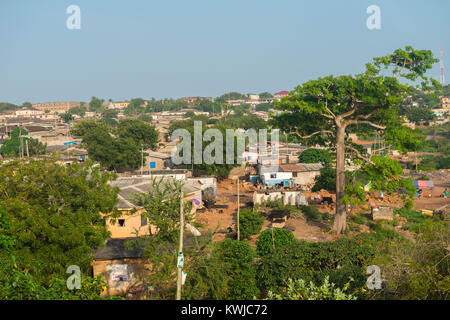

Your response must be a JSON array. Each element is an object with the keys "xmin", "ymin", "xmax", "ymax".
[{"xmin": 0, "ymin": 102, "xmax": 22, "ymax": 114}]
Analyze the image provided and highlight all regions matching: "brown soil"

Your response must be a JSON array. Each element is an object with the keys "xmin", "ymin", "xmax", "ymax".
[{"xmin": 196, "ymin": 169, "xmax": 449, "ymax": 243}]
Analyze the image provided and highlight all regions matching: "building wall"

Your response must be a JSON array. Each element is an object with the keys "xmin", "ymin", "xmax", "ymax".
[
  {"xmin": 32, "ymin": 101, "xmax": 80, "ymax": 113},
  {"xmin": 106, "ymin": 209, "xmax": 154, "ymax": 239},
  {"xmin": 92, "ymin": 258, "xmax": 151, "ymax": 296},
  {"xmin": 261, "ymin": 172, "xmax": 292, "ymax": 185},
  {"xmin": 292, "ymin": 171, "xmax": 321, "ymax": 186}
]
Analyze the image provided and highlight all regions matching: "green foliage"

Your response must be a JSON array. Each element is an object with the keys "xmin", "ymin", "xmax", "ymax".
[
  {"xmin": 363, "ymin": 155, "xmax": 415, "ymax": 198},
  {"xmin": 88, "ymin": 96, "xmax": 104, "ymax": 112},
  {"xmin": 375, "ymin": 221, "xmax": 449, "ymax": 300},
  {"xmin": 145, "ymin": 98, "xmax": 189, "ymax": 113},
  {"xmin": 0, "ymin": 159, "xmax": 118, "ymax": 284},
  {"xmin": 115, "ymin": 119, "xmax": 159, "ymax": 150},
  {"xmin": 73, "ymin": 119, "xmax": 159, "ymax": 170},
  {"xmin": 0, "ymin": 268, "xmax": 117, "ymax": 300},
  {"xmin": 255, "ymin": 103, "xmax": 273, "ymax": 112},
  {"xmin": 170, "ymin": 122, "xmax": 239, "ymax": 179},
  {"xmin": 406, "ymin": 107, "xmax": 435, "ymax": 123},
  {"xmin": 183, "ymin": 245, "xmax": 229, "ymax": 300},
  {"xmin": 124, "ymin": 98, "xmax": 146, "ymax": 116},
  {"xmin": 218, "ymin": 114, "xmax": 267, "ymax": 130},
  {"xmin": 215, "ymin": 239, "xmax": 259, "ymax": 299},
  {"xmin": 414, "ymin": 154, "xmax": 450, "ymax": 171},
  {"xmin": 68, "ymin": 104, "xmax": 87, "ymax": 117},
  {"xmin": 184, "ymin": 111, "xmax": 195, "ymax": 118},
  {"xmin": 60, "ymin": 112, "xmax": 74, "ymax": 123},
  {"xmin": 256, "ymin": 239, "xmax": 375, "ymax": 293},
  {"xmin": 266, "ymin": 276, "xmax": 356, "ymax": 300},
  {"xmin": 0, "ymin": 102, "xmax": 21, "ymax": 113},
  {"xmin": 137, "ymin": 114, "xmax": 153, "ymax": 122},
  {"xmin": 128, "ymin": 178, "xmax": 197, "ymax": 299},
  {"xmin": 354, "ymin": 221, "xmax": 406, "ymax": 254},
  {"xmin": 256, "ymin": 228, "xmax": 297, "ymax": 256},
  {"xmin": 341, "ymin": 183, "xmax": 366, "ymax": 207},
  {"xmin": 177, "ymin": 237, "xmax": 261, "ymax": 300},
  {"xmin": 215, "ymin": 92, "xmax": 247, "ymax": 103},
  {"xmin": 259, "ymin": 92, "xmax": 273, "ymax": 98},
  {"xmin": 312, "ymin": 166, "xmax": 336, "ymax": 192},
  {"xmin": 299, "ymin": 205, "xmax": 332, "ymax": 223},
  {"xmin": 238, "ymin": 209, "xmax": 264, "ymax": 239},
  {"xmin": 101, "ymin": 109, "xmax": 118, "ymax": 126},
  {"xmin": 0, "ymin": 128, "xmax": 46, "ymax": 157},
  {"xmin": 298, "ymin": 148, "xmax": 332, "ymax": 165},
  {"xmin": 394, "ymin": 206, "xmax": 439, "ymax": 234}
]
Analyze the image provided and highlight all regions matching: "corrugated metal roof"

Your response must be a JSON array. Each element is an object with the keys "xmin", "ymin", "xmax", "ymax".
[
  {"xmin": 110, "ymin": 176, "xmax": 201, "ymax": 209},
  {"xmin": 280, "ymin": 163, "xmax": 323, "ymax": 172}
]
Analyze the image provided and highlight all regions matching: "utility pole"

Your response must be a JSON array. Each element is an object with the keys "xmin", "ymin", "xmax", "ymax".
[
  {"xmin": 176, "ymin": 190, "xmax": 184, "ymax": 300},
  {"xmin": 237, "ymin": 178, "xmax": 240, "ymax": 241},
  {"xmin": 19, "ymin": 127, "xmax": 24, "ymax": 158},
  {"xmin": 141, "ymin": 145, "xmax": 144, "ymax": 175},
  {"xmin": 25, "ymin": 139, "xmax": 29, "ymax": 157}
]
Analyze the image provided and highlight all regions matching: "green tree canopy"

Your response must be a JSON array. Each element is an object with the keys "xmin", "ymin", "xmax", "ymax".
[
  {"xmin": 0, "ymin": 159, "xmax": 118, "ymax": 284},
  {"xmin": 115, "ymin": 119, "xmax": 159, "ymax": 150},
  {"xmin": 272, "ymin": 46, "xmax": 439, "ymax": 234},
  {"xmin": 298, "ymin": 148, "xmax": 332, "ymax": 165},
  {"xmin": 88, "ymin": 96, "xmax": 104, "ymax": 112}
]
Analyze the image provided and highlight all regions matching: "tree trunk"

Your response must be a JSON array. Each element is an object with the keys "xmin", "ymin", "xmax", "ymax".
[{"xmin": 333, "ymin": 124, "xmax": 347, "ymax": 234}]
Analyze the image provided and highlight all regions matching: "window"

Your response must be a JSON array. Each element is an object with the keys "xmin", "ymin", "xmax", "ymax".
[
  {"xmin": 293, "ymin": 172, "xmax": 298, "ymax": 177},
  {"xmin": 149, "ymin": 161, "xmax": 156, "ymax": 169},
  {"xmin": 118, "ymin": 219, "xmax": 125, "ymax": 227},
  {"xmin": 141, "ymin": 214, "xmax": 147, "ymax": 226},
  {"xmin": 270, "ymin": 173, "xmax": 276, "ymax": 179}
]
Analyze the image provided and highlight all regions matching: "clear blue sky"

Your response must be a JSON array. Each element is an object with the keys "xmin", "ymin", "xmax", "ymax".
[{"xmin": 1, "ymin": 0, "xmax": 449, "ymax": 104}]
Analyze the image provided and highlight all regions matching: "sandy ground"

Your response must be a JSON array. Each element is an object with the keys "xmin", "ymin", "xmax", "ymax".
[{"xmin": 196, "ymin": 170, "xmax": 449, "ymax": 244}]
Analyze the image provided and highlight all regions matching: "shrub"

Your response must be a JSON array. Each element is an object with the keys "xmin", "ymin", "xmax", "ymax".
[
  {"xmin": 215, "ymin": 239, "xmax": 259, "ymax": 299},
  {"xmin": 256, "ymin": 228, "xmax": 297, "ymax": 256},
  {"xmin": 256, "ymin": 239, "xmax": 376, "ymax": 293},
  {"xmin": 312, "ymin": 166, "xmax": 336, "ymax": 192},
  {"xmin": 376, "ymin": 221, "xmax": 450, "ymax": 300},
  {"xmin": 238, "ymin": 209, "xmax": 264, "ymax": 239},
  {"xmin": 298, "ymin": 148, "xmax": 332, "ymax": 165},
  {"xmin": 266, "ymin": 276, "xmax": 356, "ymax": 300},
  {"xmin": 299, "ymin": 205, "xmax": 321, "ymax": 221}
]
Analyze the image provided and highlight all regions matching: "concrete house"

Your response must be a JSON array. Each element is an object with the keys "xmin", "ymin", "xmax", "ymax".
[
  {"xmin": 139, "ymin": 150, "xmax": 172, "ymax": 173},
  {"xmin": 106, "ymin": 176, "xmax": 202, "ymax": 239},
  {"xmin": 258, "ymin": 165, "xmax": 294, "ymax": 187},
  {"xmin": 279, "ymin": 163, "xmax": 323, "ymax": 186}
]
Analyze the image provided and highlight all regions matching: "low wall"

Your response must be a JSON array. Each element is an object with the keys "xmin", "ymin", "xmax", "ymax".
[{"xmin": 253, "ymin": 191, "xmax": 307, "ymax": 206}]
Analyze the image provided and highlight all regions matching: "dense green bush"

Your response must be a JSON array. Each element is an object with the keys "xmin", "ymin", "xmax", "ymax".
[
  {"xmin": 298, "ymin": 205, "xmax": 333, "ymax": 222},
  {"xmin": 256, "ymin": 228, "xmax": 297, "ymax": 256},
  {"xmin": 395, "ymin": 206, "xmax": 438, "ymax": 233},
  {"xmin": 216, "ymin": 239, "xmax": 259, "ymax": 299},
  {"xmin": 266, "ymin": 276, "xmax": 356, "ymax": 300},
  {"xmin": 375, "ymin": 221, "xmax": 450, "ymax": 300},
  {"xmin": 256, "ymin": 239, "xmax": 375, "ymax": 293},
  {"xmin": 298, "ymin": 148, "xmax": 332, "ymax": 165},
  {"xmin": 312, "ymin": 166, "xmax": 336, "ymax": 192},
  {"xmin": 238, "ymin": 209, "xmax": 264, "ymax": 239},
  {"xmin": 184, "ymin": 239, "xmax": 259, "ymax": 300}
]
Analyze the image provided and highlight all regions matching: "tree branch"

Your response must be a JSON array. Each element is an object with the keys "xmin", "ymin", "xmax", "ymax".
[
  {"xmin": 324, "ymin": 100, "xmax": 336, "ymax": 119},
  {"xmin": 347, "ymin": 120, "xmax": 386, "ymax": 130},
  {"xmin": 339, "ymin": 108, "xmax": 356, "ymax": 119},
  {"xmin": 345, "ymin": 145, "xmax": 374, "ymax": 165},
  {"xmin": 354, "ymin": 109, "xmax": 379, "ymax": 120},
  {"xmin": 290, "ymin": 130, "xmax": 334, "ymax": 140}
]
